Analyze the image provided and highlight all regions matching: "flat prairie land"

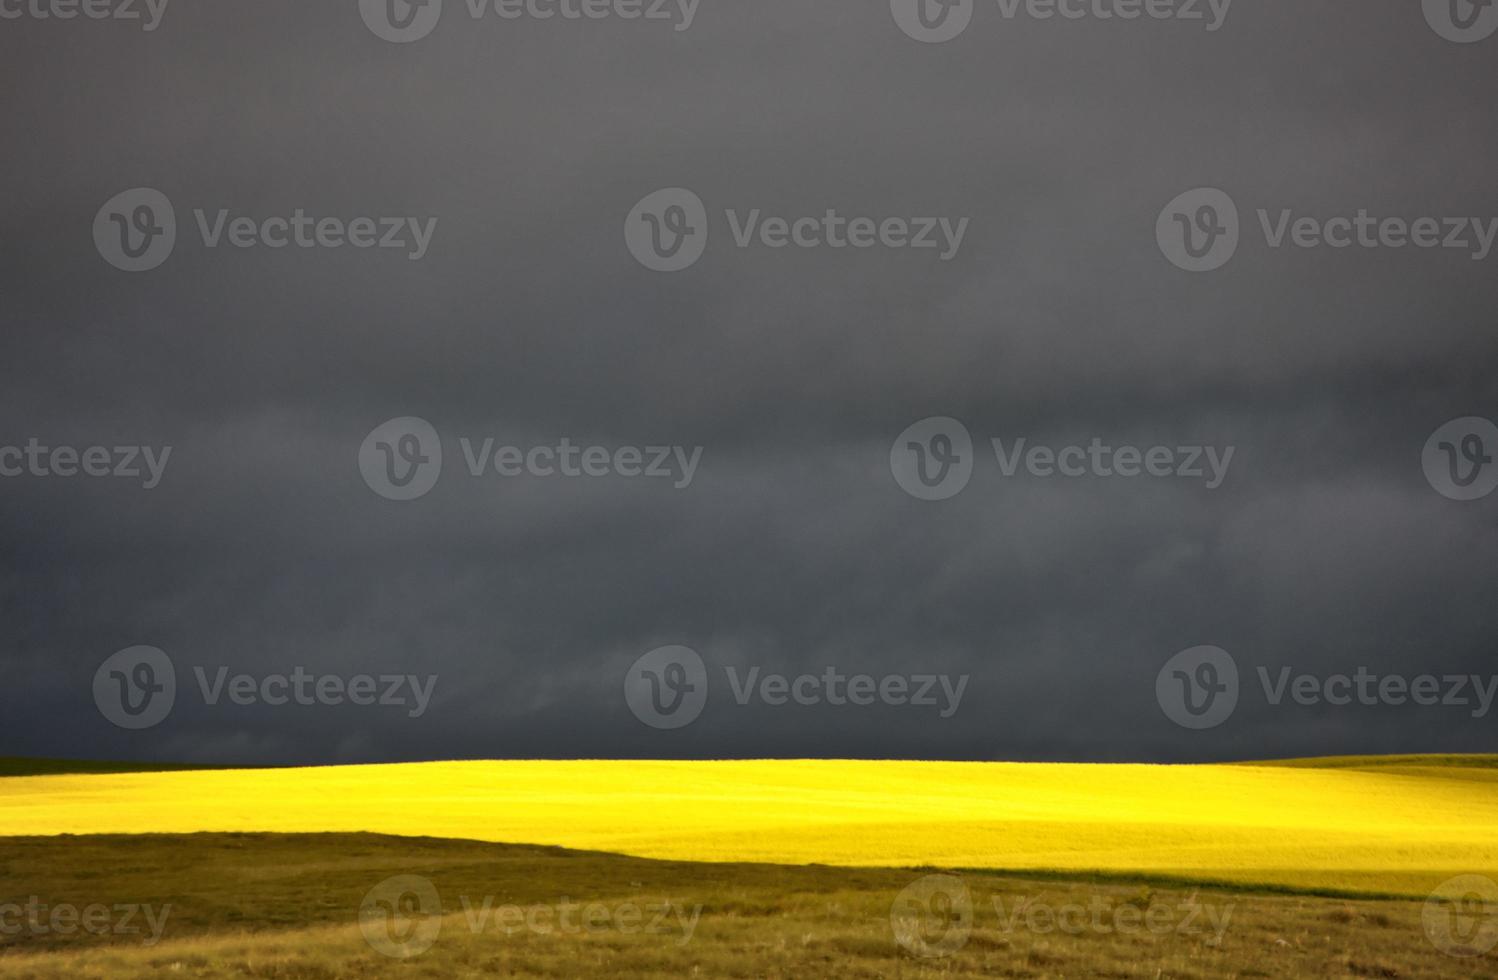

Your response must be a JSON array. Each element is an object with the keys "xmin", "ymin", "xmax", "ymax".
[
  {"xmin": 2, "ymin": 756, "xmax": 1495, "ymax": 977},
  {"xmin": 3, "ymin": 755, "xmax": 1497, "ymax": 895},
  {"xmin": 0, "ymin": 832, "xmax": 1495, "ymax": 979}
]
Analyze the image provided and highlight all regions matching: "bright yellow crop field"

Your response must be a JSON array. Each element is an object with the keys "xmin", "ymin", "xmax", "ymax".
[{"xmin": 4, "ymin": 757, "xmax": 1495, "ymax": 897}]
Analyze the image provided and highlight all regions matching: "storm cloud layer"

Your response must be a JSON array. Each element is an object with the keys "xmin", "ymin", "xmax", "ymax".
[{"xmin": 1, "ymin": 0, "xmax": 1495, "ymax": 765}]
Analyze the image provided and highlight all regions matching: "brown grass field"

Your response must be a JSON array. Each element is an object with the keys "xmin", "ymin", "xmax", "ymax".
[{"xmin": 1, "ymin": 831, "xmax": 1495, "ymax": 979}]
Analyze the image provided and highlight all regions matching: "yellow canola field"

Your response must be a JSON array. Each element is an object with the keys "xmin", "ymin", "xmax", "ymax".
[{"xmin": 4, "ymin": 759, "xmax": 1495, "ymax": 896}]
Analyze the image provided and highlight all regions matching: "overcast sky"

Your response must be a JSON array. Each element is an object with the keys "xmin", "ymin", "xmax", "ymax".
[{"xmin": 2, "ymin": 0, "xmax": 1495, "ymax": 766}]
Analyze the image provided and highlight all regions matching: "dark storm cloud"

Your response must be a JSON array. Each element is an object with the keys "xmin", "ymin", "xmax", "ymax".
[{"xmin": 1, "ymin": 0, "xmax": 1495, "ymax": 765}]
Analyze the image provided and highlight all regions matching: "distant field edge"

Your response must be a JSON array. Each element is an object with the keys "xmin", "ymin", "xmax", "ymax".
[
  {"xmin": 5, "ymin": 752, "xmax": 1497, "ymax": 777},
  {"xmin": 0, "ymin": 757, "xmax": 275, "ymax": 777}
]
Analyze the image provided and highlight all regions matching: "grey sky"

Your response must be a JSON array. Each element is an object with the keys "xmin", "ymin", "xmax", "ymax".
[{"xmin": 1, "ymin": 0, "xmax": 1495, "ymax": 764}]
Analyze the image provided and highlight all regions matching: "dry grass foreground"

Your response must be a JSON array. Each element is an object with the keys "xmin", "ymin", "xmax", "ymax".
[
  {"xmin": 3, "ymin": 756, "xmax": 1498, "ymax": 896},
  {"xmin": 0, "ymin": 832, "xmax": 1494, "ymax": 979}
]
